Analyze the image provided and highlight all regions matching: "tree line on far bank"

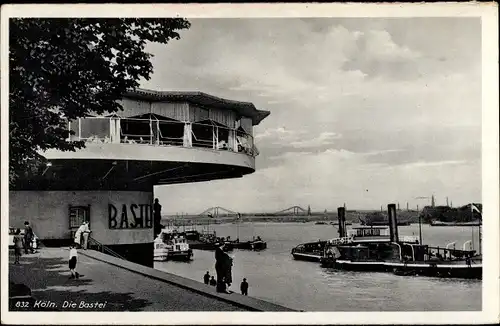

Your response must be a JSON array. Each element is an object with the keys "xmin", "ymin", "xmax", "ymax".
[{"xmin": 419, "ymin": 203, "xmax": 482, "ymax": 223}]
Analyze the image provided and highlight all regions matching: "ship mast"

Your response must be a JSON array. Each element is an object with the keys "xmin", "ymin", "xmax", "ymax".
[
  {"xmin": 470, "ymin": 203, "xmax": 474, "ymax": 251},
  {"xmin": 237, "ymin": 212, "xmax": 241, "ymax": 241}
]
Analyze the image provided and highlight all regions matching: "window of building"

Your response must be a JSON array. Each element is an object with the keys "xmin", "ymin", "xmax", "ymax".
[
  {"xmin": 69, "ymin": 205, "xmax": 90, "ymax": 229},
  {"xmin": 80, "ymin": 118, "xmax": 110, "ymax": 140}
]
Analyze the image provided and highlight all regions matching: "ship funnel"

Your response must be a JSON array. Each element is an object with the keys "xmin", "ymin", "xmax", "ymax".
[
  {"xmin": 387, "ymin": 204, "xmax": 399, "ymax": 242},
  {"xmin": 337, "ymin": 207, "xmax": 347, "ymax": 238}
]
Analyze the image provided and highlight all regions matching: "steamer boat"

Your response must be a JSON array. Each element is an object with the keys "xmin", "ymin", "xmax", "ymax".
[
  {"xmin": 291, "ymin": 207, "xmax": 417, "ymax": 262},
  {"xmin": 329, "ymin": 242, "xmax": 481, "ymax": 279},
  {"xmin": 320, "ymin": 204, "xmax": 482, "ymax": 279},
  {"xmin": 154, "ymin": 228, "xmax": 193, "ymax": 261}
]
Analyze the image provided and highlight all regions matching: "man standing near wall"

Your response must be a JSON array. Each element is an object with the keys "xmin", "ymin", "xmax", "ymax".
[
  {"xmin": 153, "ymin": 198, "xmax": 162, "ymax": 238},
  {"xmin": 23, "ymin": 222, "xmax": 34, "ymax": 254},
  {"xmin": 81, "ymin": 222, "xmax": 91, "ymax": 250},
  {"xmin": 74, "ymin": 222, "xmax": 86, "ymax": 248}
]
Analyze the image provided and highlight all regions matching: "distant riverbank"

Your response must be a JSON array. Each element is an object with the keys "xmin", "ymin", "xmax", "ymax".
[
  {"xmin": 161, "ymin": 205, "xmax": 481, "ymax": 227},
  {"xmin": 161, "ymin": 210, "xmax": 423, "ymax": 226},
  {"xmin": 162, "ymin": 215, "xmax": 330, "ymax": 226}
]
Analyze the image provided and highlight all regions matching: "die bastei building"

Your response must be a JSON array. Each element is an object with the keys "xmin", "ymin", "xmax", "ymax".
[{"xmin": 9, "ymin": 88, "xmax": 270, "ymax": 266}]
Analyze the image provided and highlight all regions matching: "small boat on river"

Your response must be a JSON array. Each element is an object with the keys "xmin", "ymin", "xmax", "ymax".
[
  {"xmin": 154, "ymin": 228, "xmax": 193, "ymax": 262},
  {"xmin": 291, "ymin": 240, "xmax": 329, "ymax": 262},
  {"xmin": 230, "ymin": 237, "xmax": 267, "ymax": 251},
  {"xmin": 177, "ymin": 229, "xmax": 235, "ymax": 251}
]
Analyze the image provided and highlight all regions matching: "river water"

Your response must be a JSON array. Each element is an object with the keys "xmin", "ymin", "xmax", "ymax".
[{"xmin": 154, "ymin": 222, "xmax": 482, "ymax": 311}]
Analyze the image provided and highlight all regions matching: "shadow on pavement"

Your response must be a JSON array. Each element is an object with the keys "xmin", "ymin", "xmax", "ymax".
[{"xmin": 9, "ymin": 250, "xmax": 152, "ymax": 311}]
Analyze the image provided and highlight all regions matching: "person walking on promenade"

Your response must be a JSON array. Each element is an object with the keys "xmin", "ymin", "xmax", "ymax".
[
  {"xmin": 203, "ymin": 271, "xmax": 210, "ymax": 285},
  {"xmin": 81, "ymin": 222, "xmax": 91, "ymax": 250},
  {"xmin": 68, "ymin": 244, "xmax": 80, "ymax": 279},
  {"xmin": 209, "ymin": 276, "xmax": 216, "ymax": 286},
  {"xmin": 240, "ymin": 278, "xmax": 249, "ymax": 296},
  {"xmin": 13, "ymin": 229, "xmax": 23, "ymax": 264},
  {"xmin": 23, "ymin": 222, "xmax": 34, "ymax": 254}
]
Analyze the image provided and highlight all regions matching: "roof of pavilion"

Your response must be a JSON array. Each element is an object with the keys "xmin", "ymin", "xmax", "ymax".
[{"xmin": 123, "ymin": 88, "xmax": 270, "ymax": 126}]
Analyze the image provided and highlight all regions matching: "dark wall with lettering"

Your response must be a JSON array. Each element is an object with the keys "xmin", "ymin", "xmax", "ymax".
[{"xmin": 108, "ymin": 203, "xmax": 153, "ymax": 229}]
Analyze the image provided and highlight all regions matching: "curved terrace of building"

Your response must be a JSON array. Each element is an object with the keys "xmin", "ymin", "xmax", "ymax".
[
  {"xmin": 67, "ymin": 114, "xmax": 259, "ymax": 156},
  {"xmin": 60, "ymin": 87, "xmax": 270, "ymax": 157},
  {"xmin": 16, "ymin": 89, "xmax": 269, "ymax": 191}
]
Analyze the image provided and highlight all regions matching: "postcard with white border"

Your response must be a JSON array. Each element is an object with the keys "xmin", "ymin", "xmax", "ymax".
[{"xmin": 1, "ymin": 2, "xmax": 499, "ymax": 325}]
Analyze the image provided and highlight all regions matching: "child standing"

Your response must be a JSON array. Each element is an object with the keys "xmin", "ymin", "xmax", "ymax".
[
  {"xmin": 240, "ymin": 278, "xmax": 249, "ymax": 296},
  {"xmin": 68, "ymin": 244, "xmax": 80, "ymax": 279},
  {"xmin": 13, "ymin": 229, "xmax": 23, "ymax": 264}
]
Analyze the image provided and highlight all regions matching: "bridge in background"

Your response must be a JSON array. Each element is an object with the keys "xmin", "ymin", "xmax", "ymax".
[
  {"xmin": 198, "ymin": 206, "xmax": 239, "ymax": 217},
  {"xmin": 274, "ymin": 206, "xmax": 310, "ymax": 216},
  {"xmin": 194, "ymin": 205, "xmax": 313, "ymax": 218}
]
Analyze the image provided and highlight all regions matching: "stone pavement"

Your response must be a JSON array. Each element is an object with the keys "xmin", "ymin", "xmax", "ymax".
[{"xmin": 8, "ymin": 247, "xmax": 292, "ymax": 311}]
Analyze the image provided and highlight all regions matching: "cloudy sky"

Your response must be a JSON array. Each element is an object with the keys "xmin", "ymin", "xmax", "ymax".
[{"xmin": 143, "ymin": 18, "xmax": 482, "ymax": 214}]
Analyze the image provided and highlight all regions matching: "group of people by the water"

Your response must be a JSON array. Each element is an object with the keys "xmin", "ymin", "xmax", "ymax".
[
  {"xmin": 203, "ymin": 270, "xmax": 249, "ymax": 296},
  {"xmin": 12, "ymin": 221, "xmax": 36, "ymax": 264},
  {"xmin": 203, "ymin": 271, "xmax": 217, "ymax": 286},
  {"xmin": 200, "ymin": 243, "xmax": 250, "ymax": 296}
]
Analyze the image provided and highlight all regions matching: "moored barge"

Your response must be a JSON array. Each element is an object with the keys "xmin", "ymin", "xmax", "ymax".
[
  {"xmin": 321, "ymin": 204, "xmax": 481, "ymax": 279},
  {"xmin": 292, "ymin": 206, "xmax": 418, "ymax": 263},
  {"xmin": 231, "ymin": 236, "xmax": 267, "ymax": 251}
]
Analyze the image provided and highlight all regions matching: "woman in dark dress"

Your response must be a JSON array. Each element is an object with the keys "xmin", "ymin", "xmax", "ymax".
[{"xmin": 215, "ymin": 244, "xmax": 232, "ymax": 293}]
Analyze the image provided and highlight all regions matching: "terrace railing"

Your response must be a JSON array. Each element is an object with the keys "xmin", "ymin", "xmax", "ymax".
[{"xmin": 67, "ymin": 116, "xmax": 258, "ymax": 157}]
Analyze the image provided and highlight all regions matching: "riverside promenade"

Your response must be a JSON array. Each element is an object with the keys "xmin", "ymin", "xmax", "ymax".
[{"xmin": 8, "ymin": 247, "xmax": 294, "ymax": 312}]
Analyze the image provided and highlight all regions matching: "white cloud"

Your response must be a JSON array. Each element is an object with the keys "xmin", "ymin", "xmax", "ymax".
[
  {"xmin": 400, "ymin": 160, "xmax": 469, "ymax": 169},
  {"xmin": 363, "ymin": 30, "xmax": 422, "ymax": 61},
  {"xmin": 360, "ymin": 159, "xmax": 469, "ymax": 171},
  {"xmin": 289, "ymin": 132, "xmax": 342, "ymax": 149},
  {"xmin": 268, "ymin": 151, "xmax": 311, "ymax": 161},
  {"xmin": 255, "ymin": 127, "xmax": 306, "ymax": 143}
]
